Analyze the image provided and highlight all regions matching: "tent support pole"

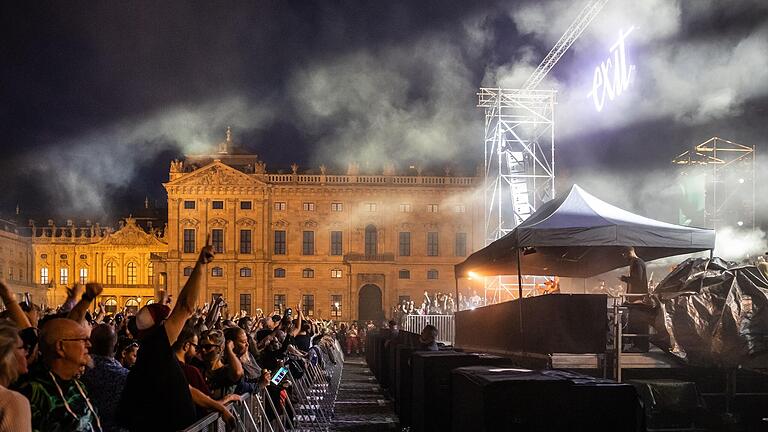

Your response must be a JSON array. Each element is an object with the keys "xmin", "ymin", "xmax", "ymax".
[
  {"xmin": 454, "ymin": 276, "xmax": 460, "ymax": 311},
  {"xmin": 516, "ymin": 248, "xmax": 525, "ymax": 353},
  {"xmin": 709, "ymin": 249, "xmax": 714, "ymax": 259}
]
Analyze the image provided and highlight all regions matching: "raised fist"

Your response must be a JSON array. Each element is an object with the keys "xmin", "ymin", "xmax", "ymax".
[{"xmin": 85, "ymin": 283, "xmax": 103, "ymax": 300}]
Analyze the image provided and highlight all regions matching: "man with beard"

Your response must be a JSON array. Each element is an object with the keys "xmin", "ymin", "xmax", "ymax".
[{"xmin": 17, "ymin": 318, "xmax": 101, "ymax": 432}]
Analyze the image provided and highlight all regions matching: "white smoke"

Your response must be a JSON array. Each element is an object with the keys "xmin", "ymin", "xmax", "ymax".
[
  {"xmin": 29, "ymin": 96, "xmax": 273, "ymax": 217},
  {"xmin": 713, "ymin": 226, "xmax": 767, "ymax": 262}
]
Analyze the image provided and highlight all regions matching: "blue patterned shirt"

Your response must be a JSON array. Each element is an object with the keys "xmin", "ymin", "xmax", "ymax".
[{"xmin": 81, "ymin": 355, "xmax": 128, "ymax": 432}]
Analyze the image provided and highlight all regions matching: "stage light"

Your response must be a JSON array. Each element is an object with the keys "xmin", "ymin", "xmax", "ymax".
[
  {"xmin": 737, "ymin": 221, "xmax": 744, "ymax": 226},
  {"xmin": 467, "ymin": 271, "xmax": 479, "ymax": 280},
  {"xmin": 738, "ymin": 178, "xmax": 745, "ymax": 184}
]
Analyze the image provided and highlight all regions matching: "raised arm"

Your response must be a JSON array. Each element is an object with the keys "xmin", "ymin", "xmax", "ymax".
[
  {"xmin": 223, "ymin": 339, "xmax": 244, "ymax": 382},
  {"xmin": 67, "ymin": 283, "xmax": 103, "ymax": 325},
  {"xmin": 165, "ymin": 238, "xmax": 215, "ymax": 345},
  {"xmin": 0, "ymin": 280, "xmax": 32, "ymax": 329}
]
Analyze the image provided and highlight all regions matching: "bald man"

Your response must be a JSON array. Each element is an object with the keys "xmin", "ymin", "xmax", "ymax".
[{"xmin": 17, "ymin": 318, "xmax": 102, "ymax": 431}]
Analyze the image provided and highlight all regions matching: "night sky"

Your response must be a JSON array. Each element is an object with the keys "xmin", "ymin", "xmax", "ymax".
[{"xmin": 2, "ymin": 1, "xmax": 767, "ymax": 229}]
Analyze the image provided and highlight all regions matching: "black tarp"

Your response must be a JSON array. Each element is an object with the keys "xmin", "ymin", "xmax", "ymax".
[{"xmin": 650, "ymin": 257, "xmax": 768, "ymax": 367}]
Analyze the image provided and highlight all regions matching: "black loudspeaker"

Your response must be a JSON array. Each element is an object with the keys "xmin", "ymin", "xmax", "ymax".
[
  {"xmin": 451, "ymin": 366, "xmax": 572, "ymax": 432},
  {"xmin": 411, "ymin": 352, "xmax": 514, "ymax": 432},
  {"xmin": 629, "ymin": 379, "xmax": 703, "ymax": 430},
  {"xmin": 395, "ymin": 345, "xmax": 418, "ymax": 424}
]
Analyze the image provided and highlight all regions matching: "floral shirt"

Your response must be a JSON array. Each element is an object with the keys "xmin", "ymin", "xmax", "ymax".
[{"xmin": 16, "ymin": 364, "xmax": 101, "ymax": 432}]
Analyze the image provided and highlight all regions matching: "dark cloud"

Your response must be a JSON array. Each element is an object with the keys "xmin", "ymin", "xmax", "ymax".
[{"xmin": 0, "ymin": 1, "xmax": 766, "ymax": 225}]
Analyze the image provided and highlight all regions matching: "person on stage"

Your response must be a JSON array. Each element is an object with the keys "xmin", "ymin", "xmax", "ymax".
[{"xmin": 619, "ymin": 246, "xmax": 649, "ymax": 352}]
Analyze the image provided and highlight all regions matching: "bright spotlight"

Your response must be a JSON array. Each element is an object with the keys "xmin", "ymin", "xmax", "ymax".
[
  {"xmin": 738, "ymin": 178, "xmax": 745, "ymax": 184},
  {"xmin": 737, "ymin": 221, "xmax": 744, "ymax": 226},
  {"xmin": 467, "ymin": 271, "xmax": 479, "ymax": 280}
]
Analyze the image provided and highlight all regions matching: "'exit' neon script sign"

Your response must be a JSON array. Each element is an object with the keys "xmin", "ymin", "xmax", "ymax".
[{"xmin": 587, "ymin": 27, "xmax": 636, "ymax": 112}]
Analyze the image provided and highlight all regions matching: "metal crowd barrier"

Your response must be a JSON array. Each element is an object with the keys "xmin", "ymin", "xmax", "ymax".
[
  {"xmin": 402, "ymin": 314, "xmax": 455, "ymax": 345},
  {"xmin": 183, "ymin": 339, "xmax": 345, "ymax": 432}
]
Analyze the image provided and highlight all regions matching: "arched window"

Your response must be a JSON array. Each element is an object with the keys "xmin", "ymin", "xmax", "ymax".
[
  {"xmin": 106, "ymin": 262, "xmax": 116, "ymax": 284},
  {"xmin": 302, "ymin": 268, "xmax": 314, "ymax": 278},
  {"xmin": 211, "ymin": 267, "xmax": 223, "ymax": 277},
  {"xmin": 147, "ymin": 262, "xmax": 154, "ymax": 284},
  {"xmin": 240, "ymin": 267, "xmax": 252, "ymax": 277},
  {"xmin": 126, "ymin": 262, "xmax": 137, "ymax": 285},
  {"xmin": 146, "ymin": 299, "xmax": 156, "ymax": 305},
  {"xmin": 365, "ymin": 225, "xmax": 377, "ymax": 256},
  {"xmin": 125, "ymin": 298, "xmax": 140, "ymax": 314},
  {"xmin": 274, "ymin": 268, "xmax": 286, "ymax": 278},
  {"xmin": 427, "ymin": 269, "xmax": 439, "ymax": 280},
  {"xmin": 40, "ymin": 267, "xmax": 49, "ymax": 285},
  {"xmin": 104, "ymin": 297, "xmax": 118, "ymax": 314}
]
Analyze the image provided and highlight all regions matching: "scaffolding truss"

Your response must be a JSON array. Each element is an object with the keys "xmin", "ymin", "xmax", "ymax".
[
  {"xmin": 672, "ymin": 137, "xmax": 756, "ymax": 230},
  {"xmin": 478, "ymin": 88, "xmax": 556, "ymax": 302}
]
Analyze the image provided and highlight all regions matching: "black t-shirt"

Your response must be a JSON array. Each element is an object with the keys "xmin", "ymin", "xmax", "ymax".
[
  {"xmin": 256, "ymin": 328, "xmax": 272, "ymax": 342},
  {"xmin": 628, "ymin": 257, "xmax": 648, "ymax": 294},
  {"xmin": 294, "ymin": 334, "xmax": 311, "ymax": 352},
  {"xmin": 119, "ymin": 324, "xmax": 196, "ymax": 431}
]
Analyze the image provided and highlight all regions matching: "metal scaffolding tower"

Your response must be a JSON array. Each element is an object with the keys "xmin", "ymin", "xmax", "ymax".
[
  {"xmin": 672, "ymin": 137, "xmax": 756, "ymax": 231},
  {"xmin": 478, "ymin": 0, "xmax": 608, "ymax": 302}
]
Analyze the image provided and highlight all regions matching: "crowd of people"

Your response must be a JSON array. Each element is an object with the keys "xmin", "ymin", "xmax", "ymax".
[
  {"xmin": 0, "ymin": 243, "xmax": 343, "ymax": 432},
  {"xmin": 393, "ymin": 290, "xmax": 486, "ymax": 319}
]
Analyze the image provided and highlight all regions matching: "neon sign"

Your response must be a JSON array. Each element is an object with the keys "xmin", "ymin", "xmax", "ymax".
[{"xmin": 587, "ymin": 27, "xmax": 635, "ymax": 112}]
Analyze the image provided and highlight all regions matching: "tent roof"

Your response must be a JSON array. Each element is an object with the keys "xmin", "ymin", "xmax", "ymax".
[{"xmin": 455, "ymin": 185, "xmax": 715, "ymax": 278}]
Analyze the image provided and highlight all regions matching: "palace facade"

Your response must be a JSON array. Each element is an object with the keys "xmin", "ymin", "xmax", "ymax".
[{"xmin": 19, "ymin": 130, "xmax": 481, "ymax": 321}]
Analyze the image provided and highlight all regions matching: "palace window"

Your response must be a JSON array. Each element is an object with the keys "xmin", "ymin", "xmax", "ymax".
[
  {"xmin": 302, "ymin": 294, "xmax": 315, "ymax": 317},
  {"xmin": 106, "ymin": 262, "xmax": 116, "ymax": 284},
  {"xmin": 148, "ymin": 262, "xmax": 154, "ymax": 284},
  {"xmin": 211, "ymin": 267, "xmax": 223, "ymax": 277},
  {"xmin": 455, "ymin": 232, "xmax": 467, "ymax": 257},
  {"xmin": 274, "ymin": 202, "xmax": 286, "ymax": 211},
  {"xmin": 40, "ymin": 267, "xmax": 49, "ymax": 285},
  {"xmin": 60, "ymin": 268, "xmax": 69, "ymax": 286},
  {"xmin": 80, "ymin": 254, "xmax": 87, "ymax": 260},
  {"xmin": 212, "ymin": 200, "xmax": 224, "ymax": 209},
  {"xmin": 302, "ymin": 268, "xmax": 314, "ymax": 278},
  {"xmin": 184, "ymin": 200, "xmax": 196, "ymax": 209},
  {"xmin": 274, "ymin": 268, "xmax": 286, "ymax": 278},
  {"xmin": 331, "ymin": 295, "xmax": 342, "ymax": 318},
  {"xmin": 331, "ymin": 202, "xmax": 343, "ymax": 212},
  {"xmin": 240, "ymin": 267, "xmax": 252, "ymax": 277},
  {"xmin": 303, "ymin": 202, "xmax": 315, "ymax": 211},
  {"xmin": 399, "ymin": 232, "xmax": 411, "ymax": 256},
  {"xmin": 79, "ymin": 268, "xmax": 88, "ymax": 284},
  {"xmin": 330, "ymin": 231, "xmax": 343, "ymax": 256},
  {"xmin": 240, "ymin": 294, "xmax": 252, "ymax": 316},
  {"xmin": 399, "ymin": 203, "xmax": 411, "ymax": 213},
  {"xmin": 127, "ymin": 262, "xmax": 137, "ymax": 285},
  {"xmin": 211, "ymin": 229, "xmax": 224, "ymax": 254},
  {"xmin": 183, "ymin": 229, "xmax": 196, "ymax": 253},
  {"xmin": 302, "ymin": 231, "xmax": 315, "ymax": 255},
  {"xmin": 398, "ymin": 269, "xmax": 410, "ymax": 279},
  {"xmin": 274, "ymin": 294, "xmax": 286, "ymax": 314},
  {"xmin": 60, "ymin": 254, "xmax": 67, "ymax": 260},
  {"xmin": 454, "ymin": 205, "xmax": 466, "ymax": 213},
  {"xmin": 104, "ymin": 297, "xmax": 118, "ymax": 314},
  {"xmin": 40, "ymin": 254, "xmax": 47, "ymax": 259},
  {"xmin": 365, "ymin": 203, "xmax": 377, "ymax": 212},
  {"xmin": 427, "ymin": 204, "xmax": 438, "ymax": 213},
  {"xmin": 364, "ymin": 225, "xmax": 377, "ymax": 256},
  {"xmin": 125, "ymin": 298, "xmax": 140, "ymax": 314},
  {"xmin": 427, "ymin": 232, "xmax": 439, "ymax": 256},
  {"xmin": 240, "ymin": 230, "xmax": 252, "ymax": 254},
  {"xmin": 331, "ymin": 269, "xmax": 342, "ymax": 278},
  {"xmin": 274, "ymin": 231, "xmax": 286, "ymax": 255},
  {"xmin": 427, "ymin": 269, "xmax": 439, "ymax": 280},
  {"xmin": 240, "ymin": 201, "xmax": 252, "ymax": 210},
  {"xmin": 183, "ymin": 266, "xmax": 193, "ymax": 276}
]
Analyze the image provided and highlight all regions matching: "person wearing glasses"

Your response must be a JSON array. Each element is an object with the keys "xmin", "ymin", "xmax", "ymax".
[{"xmin": 17, "ymin": 317, "xmax": 101, "ymax": 432}]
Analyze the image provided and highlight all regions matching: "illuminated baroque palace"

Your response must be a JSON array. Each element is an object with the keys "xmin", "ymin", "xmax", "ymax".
[{"xmin": 9, "ymin": 130, "xmax": 481, "ymax": 321}]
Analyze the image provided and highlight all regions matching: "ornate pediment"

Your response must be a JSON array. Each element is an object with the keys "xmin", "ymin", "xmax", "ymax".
[
  {"xmin": 423, "ymin": 223, "xmax": 439, "ymax": 230},
  {"xmin": 400, "ymin": 222, "xmax": 415, "ymax": 230},
  {"xmin": 180, "ymin": 218, "xmax": 200, "ymax": 227},
  {"xmin": 236, "ymin": 217, "xmax": 257, "ymax": 227},
  {"xmin": 97, "ymin": 218, "xmax": 166, "ymax": 247},
  {"xmin": 302, "ymin": 219, "xmax": 318, "ymax": 229},
  {"xmin": 166, "ymin": 161, "xmax": 264, "ymax": 187},
  {"xmin": 272, "ymin": 219, "xmax": 289, "ymax": 228},
  {"xmin": 209, "ymin": 217, "xmax": 228, "ymax": 228}
]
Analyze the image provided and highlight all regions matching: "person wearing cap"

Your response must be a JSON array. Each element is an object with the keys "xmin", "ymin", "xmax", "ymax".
[
  {"xmin": 118, "ymin": 242, "xmax": 218, "ymax": 431},
  {"xmin": 197, "ymin": 329, "xmax": 243, "ymax": 400}
]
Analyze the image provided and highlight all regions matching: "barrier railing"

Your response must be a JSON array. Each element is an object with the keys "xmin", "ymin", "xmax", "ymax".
[
  {"xmin": 402, "ymin": 314, "xmax": 455, "ymax": 345},
  {"xmin": 183, "ymin": 339, "xmax": 345, "ymax": 432}
]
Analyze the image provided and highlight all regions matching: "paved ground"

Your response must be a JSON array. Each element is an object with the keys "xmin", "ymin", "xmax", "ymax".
[{"xmin": 331, "ymin": 356, "xmax": 399, "ymax": 432}]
